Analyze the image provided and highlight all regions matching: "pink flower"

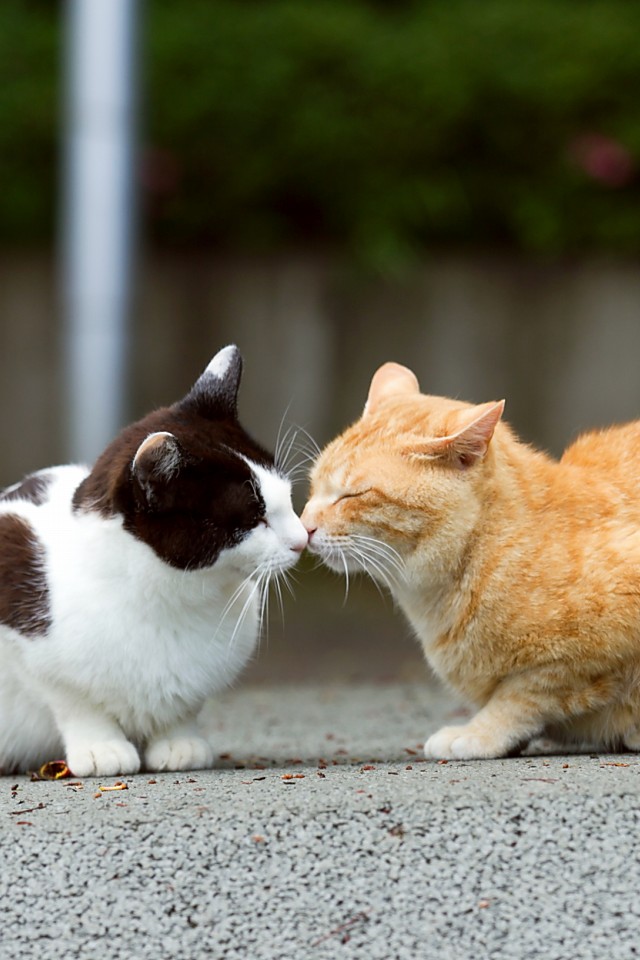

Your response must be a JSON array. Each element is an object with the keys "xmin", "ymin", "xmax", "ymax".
[{"xmin": 568, "ymin": 133, "xmax": 635, "ymax": 188}]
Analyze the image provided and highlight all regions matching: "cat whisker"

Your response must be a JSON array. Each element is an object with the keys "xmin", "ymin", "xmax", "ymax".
[
  {"xmin": 280, "ymin": 568, "xmax": 297, "ymax": 599},
  {"xmin": 350, "ymin": 535, "xmax": 404, "ymax": 574},
  {"xmin": 272, "ymin": 573, "xmax": 286, "ymax": 626},
  {"xmin": 281, "ymin": 449, "xmax": 319, "ymax": 482},
  {"xmin": 277, "ymin": 430, "xmax": 300, "ymax": 477},
  {"xmin": 216, "ymin": 571, "xmax": 259, "ymax": 635},
  {"xmin": 291, "ymin": 424, "xmax": 321, "ymax": 458},
  {"xmin": 225, "ymin": 572, "xmax": 264, "ymax": 656},
  {"xmin": 274, "ymin": 402, "xmax": 296, "ymax": 472},
  {"xmin": 340, "ymin": 548, "xmax": 351, "ymax": 605},
  {"xmin": 287, "ymin": 448, "xmax": 318, "ymax": 467},
  {"xmin": 347, "ymin": 544, "xmax": 397, "ymax": 596},
  {"xmin": 275, "ymin": 416, "xmax": 321, "ymax": 478},
  {"xmin": 259, "ymin": 572, "xmax": 271, "ymax": 644},
  {"xmin": 282, "ymin": 463, "xmax": 311, "ymax": 485},
  {"xmin": 348, "ymin": 548, "xmax": 388, "ymax": 591}
]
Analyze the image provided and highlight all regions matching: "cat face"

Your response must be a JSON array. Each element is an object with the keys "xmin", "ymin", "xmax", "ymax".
[
  {"xmin": 301, "ymin": 362, "xmax": 504, "ymax": 587},
  {"xmin": 74, "ymin": 346, "xmax": 307, "ymax": 574}
]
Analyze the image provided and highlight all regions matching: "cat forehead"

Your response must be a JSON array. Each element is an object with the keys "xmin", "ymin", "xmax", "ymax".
[{"xmin": 241, "ymin": 458, "xmax": 291, "ymax": 512}]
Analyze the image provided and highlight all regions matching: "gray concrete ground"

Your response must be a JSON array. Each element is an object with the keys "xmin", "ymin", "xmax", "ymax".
[{"xmin": 2, "ymin": 681, "xmax": 640, "ymax": 960}]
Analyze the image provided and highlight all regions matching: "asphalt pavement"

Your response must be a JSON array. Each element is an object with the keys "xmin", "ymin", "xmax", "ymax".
[{"xmin": 2, "ymin": 681, "xmax": 640, "ymax": 960}]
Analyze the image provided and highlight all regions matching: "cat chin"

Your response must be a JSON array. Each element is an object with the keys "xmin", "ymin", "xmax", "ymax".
[{"xmin": 218, "ymin": 544, "xmax": 301, "ymax": 579}]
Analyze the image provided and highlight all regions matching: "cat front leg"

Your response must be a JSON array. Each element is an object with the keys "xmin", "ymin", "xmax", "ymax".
[
  {"xmin": 47, "ymin": 695, "xmax": 141, "ymax": 777},
  {"xmin": 145, "ymin": 717, "xmax": 214, "ymax": 772},
  {"xmin": 424, "ymin": 710, "xmax": 539, "ymax": 760},
  {"xmin": 424, "ymin": 681, "xmax": 547, "ymax": 761},
  {"xmin": 424, "ymin": 668, "xmax": 619, "ymax": 760}
]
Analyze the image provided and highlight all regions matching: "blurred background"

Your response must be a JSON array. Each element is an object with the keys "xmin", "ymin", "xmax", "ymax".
[{"xmin": 2, "ymin": 0, "xmax": 640, "ymax": 684}]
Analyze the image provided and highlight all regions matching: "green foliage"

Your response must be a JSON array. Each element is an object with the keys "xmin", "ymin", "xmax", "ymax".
[
  {"xmin": 2, "ymin": 1, "xmax": 640, "ymax": 263},
  {"xmin": 0, "ymin": 1, "xmax": 58, "ymax": 245}
]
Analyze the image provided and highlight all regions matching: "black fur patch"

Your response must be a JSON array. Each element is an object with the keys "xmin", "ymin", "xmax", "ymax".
[
  {"xmin": 72, "ymin": 351, "xmax": 282, "ymax": 574},
  {"xmin": 73, "ymin": 409, "xmax": 274, "ymax": 569},
  {"xmin": 73, "ymin": 348, "xmax": 283, "ymax": 570},
  {"xmin": 0, "ymin": 472, "xmax": 52, "ymax": 506},
  {"xmin": 0, "ymin": 514, "xmax": 51, "ymax": 636}
]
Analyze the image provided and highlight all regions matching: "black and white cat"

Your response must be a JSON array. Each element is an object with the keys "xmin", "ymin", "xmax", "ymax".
[{"xmin": 0, "ymin": 345, "xmax": 307, "ymax": 777}]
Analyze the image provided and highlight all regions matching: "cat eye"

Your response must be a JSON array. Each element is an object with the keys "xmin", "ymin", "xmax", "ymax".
[{"xmin": 335, "ymin": 490, "xmax": 371, "ymax": 504}]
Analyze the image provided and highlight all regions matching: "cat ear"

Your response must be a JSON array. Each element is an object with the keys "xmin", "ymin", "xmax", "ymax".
[
  {"xmin": 178, "ymin": 345, "xmax": 243, "ymax": 420},
  {"xmin": 413, "ymin": 400, "xmax": 505, "ymax": 469},
  {"xmin": 364, "ymin": 362, "xmax": 420, "ymax": 417},
  {"xmin": 132, "ymin": 431, "xmax": 182, "ymax": 499}
]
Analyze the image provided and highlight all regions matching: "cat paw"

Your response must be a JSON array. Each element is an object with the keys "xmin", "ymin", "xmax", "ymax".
[
  {"xmin": 67, "ymin": 740, "xmax": 141, "ymax": 778},
  {"xmin": 145, "ymin": 736, "xmax": 214, "ymax": 772},
  {"xmin": 424, "ymin": 724, "xmax": 504, "ymax": 760},
  {"xmin": 623, "ymin": 730, "xmax": 640, "ymax": 751}
]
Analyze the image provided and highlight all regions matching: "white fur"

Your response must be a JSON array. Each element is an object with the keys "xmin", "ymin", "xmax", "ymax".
[
  {"xmin": 0, "ymin": 462, "xmax": 306, "ymax": 776},
  {"xmin": 205, "ymin": 345, "xmax": 235, "ymax": 380}
]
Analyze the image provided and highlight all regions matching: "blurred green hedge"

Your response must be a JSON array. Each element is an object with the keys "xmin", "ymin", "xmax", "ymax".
[{"xmin": 2, "ymin": 1, "xmax": 640, "ymax": 264}]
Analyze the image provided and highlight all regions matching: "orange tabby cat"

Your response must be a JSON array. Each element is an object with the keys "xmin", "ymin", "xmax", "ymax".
[{"xmin": 302, "ymin": 361, "xmax": 640, "ymax": 759}]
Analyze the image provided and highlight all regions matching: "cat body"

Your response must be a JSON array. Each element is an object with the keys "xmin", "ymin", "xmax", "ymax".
[
  {"xmin": 0, "ymin": 346, "xmax": 307, "ymax": 776},
  {"xmin": 302, "ymin": 362, "xmax": 640, "ymax": 759}
]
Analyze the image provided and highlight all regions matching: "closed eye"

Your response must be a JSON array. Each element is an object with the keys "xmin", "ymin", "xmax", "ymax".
[{"xmin": 334, "ymin": 490, "xmax": 371, "ymax": 504}]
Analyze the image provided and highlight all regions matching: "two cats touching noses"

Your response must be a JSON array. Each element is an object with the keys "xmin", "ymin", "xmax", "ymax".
[{"xmin": 3, "ymin": 343, "xmax": 640, "ymax": 778}]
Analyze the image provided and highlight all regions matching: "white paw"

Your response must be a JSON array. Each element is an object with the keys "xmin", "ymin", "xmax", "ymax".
[
  {"xmin": 145, "ymin": 736, "xmax": 214, "ymax": 772},
  {"xmin": 424, "ymin": 724, "xmax": 503, "ymax": 761},
  {"xmin": 67, "ymin": 740, "xmax": 141, "ymax": 778}
]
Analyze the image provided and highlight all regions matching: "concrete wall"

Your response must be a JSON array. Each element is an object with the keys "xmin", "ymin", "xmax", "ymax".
[
  {"xmin": 3, "ymin": 251, "xmax": 640, "ymax": 680},
  {"xmin": 4, "ymin": 251, "xmax": 640, "ymax": 488}
]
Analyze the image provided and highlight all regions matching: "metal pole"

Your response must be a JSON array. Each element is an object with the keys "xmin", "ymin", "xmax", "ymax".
[{"xmin": 62, "ymin": 0, "xmax": 138, "ymax": 464}]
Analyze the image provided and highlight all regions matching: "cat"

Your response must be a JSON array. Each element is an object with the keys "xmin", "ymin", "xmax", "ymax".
[
  {"xmin": 302, "ymin": 360, "xmax": 640, "ymax": 760},
  {"xmin": 0, "ymin": 345, "xmax": 307, "ymax": 777}
]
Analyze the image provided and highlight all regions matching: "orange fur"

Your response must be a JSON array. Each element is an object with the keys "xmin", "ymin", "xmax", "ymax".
[{"xmin": 302, "ymin": 363, "xmax": 640, "ymax": 759}]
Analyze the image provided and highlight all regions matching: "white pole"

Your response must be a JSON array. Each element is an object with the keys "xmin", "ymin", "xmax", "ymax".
[{"xmin": 62, "ymin": 0, "xmax": 138, "ymax": 464}]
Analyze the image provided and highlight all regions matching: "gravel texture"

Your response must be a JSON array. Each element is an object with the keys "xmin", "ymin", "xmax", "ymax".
[{"xmin": 2, "ymin": 682, "xmax": 640, "ymax": 959}]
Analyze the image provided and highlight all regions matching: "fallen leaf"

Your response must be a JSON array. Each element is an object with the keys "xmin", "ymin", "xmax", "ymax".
[{"xmin": 32, "ymin": 760, "xmax": 71, "ymax": 781}]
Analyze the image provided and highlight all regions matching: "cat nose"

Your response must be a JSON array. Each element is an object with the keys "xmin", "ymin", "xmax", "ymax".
[
  {"xmin": 288, "ymin": 519, "xmax": 309, "ymax": 554},
  {"xmin": 290, "ymin": 535, "xmax": 308, "ymax": 554}
]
